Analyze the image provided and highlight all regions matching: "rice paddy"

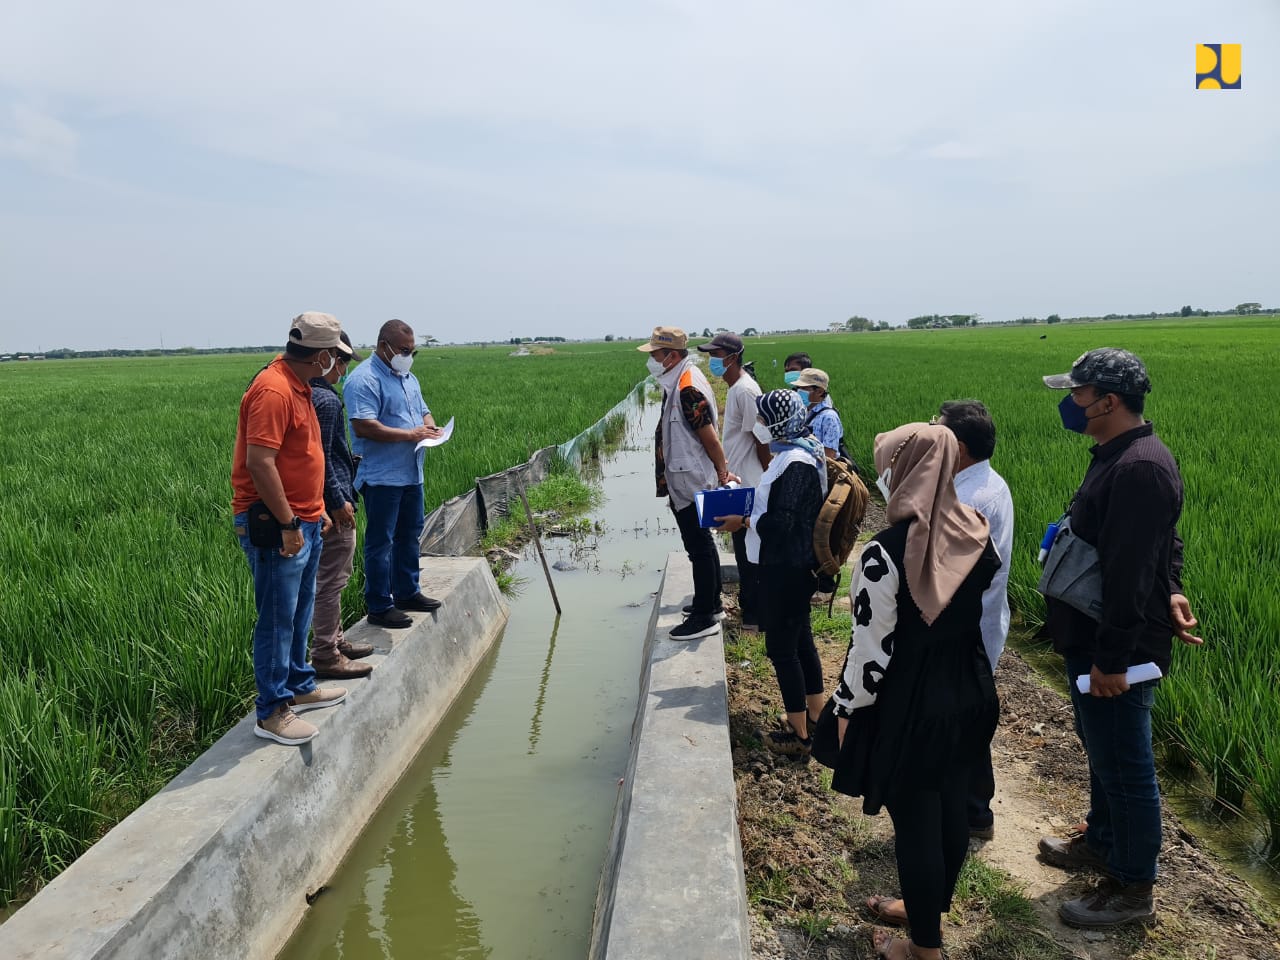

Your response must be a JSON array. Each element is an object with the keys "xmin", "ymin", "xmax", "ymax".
[{"xmin": 2, "ymin": 315, "xmax": 1278, "ymax": 904}]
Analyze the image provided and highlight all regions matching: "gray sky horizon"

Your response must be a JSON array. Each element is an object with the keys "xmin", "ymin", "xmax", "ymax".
[{"xmin": 2, "ymin": 1, "xmax": 1277, "ymax": 352}]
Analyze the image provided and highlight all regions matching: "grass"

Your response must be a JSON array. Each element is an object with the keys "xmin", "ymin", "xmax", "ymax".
[{"xmin": 0, "ymin": 346, "xmax": 645, "ymax": 903}]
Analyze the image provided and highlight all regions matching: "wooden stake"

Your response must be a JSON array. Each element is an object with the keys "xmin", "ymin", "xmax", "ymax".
[{"xmin": 518, "ymin": 480, "xmax": 562, "ymax": 615}]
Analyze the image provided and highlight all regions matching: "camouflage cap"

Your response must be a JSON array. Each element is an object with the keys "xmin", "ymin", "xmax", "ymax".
[{"xmin": 1043, "ymin": 348, "xmax": 1151, "ymax": 394}]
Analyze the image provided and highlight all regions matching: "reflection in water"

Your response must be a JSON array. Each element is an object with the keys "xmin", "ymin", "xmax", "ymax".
[
  {"xmin": 280, "ymin": 396, "xmax": 671, "ymax": 960},
  {"xmin": 527, "ymin": 615, "xmax": 561, "ymax": 756}
]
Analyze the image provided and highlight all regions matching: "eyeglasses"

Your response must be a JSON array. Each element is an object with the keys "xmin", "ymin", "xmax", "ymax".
[{"xmin": 381, "ymin": 340, "xmax": 418, "ymax": 358}]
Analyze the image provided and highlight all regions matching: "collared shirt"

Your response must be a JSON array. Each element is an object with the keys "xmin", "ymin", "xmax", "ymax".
[
  {"xmin": 807, "ymin": 397, "xmax": 843, "ymax": 453},
  {"xmin": 954, "ymin": 459, "xmax": 1014, "ymax": 670},
  {"xmin": 1045, "ymin": 422, "xmax": 1184, "ymax": 676},
  {"xmin": 230, "ymin": 357, "xmax": 325, "ymax": 519},
  {"xmin": 344, "ymin": 354, "xmax": 431, "ymax": 489},
  {"xmin": 309, "ymin": 377, "xmax": 357, "ymax": 514}
]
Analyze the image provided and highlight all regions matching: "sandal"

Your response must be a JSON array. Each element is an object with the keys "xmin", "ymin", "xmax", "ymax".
[
  {"xmin": 776, "ymin": 712, "xmax": 823, "ymax": 737},
  {"xmin": 865, "ymin": 894, "xmax": 909, "ymax": 927},
  {"xmin": 872, "ymin": 928, "xmax": 945, "ymax": 960}
]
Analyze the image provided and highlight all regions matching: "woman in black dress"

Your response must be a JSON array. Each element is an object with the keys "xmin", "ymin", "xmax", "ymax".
[{"xmin": 830, "ymin": 423, "xmax": 1000, "ymax": 960}]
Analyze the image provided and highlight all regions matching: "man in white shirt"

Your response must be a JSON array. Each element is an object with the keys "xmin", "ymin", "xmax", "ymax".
[
  {"xmin": 938, "ymin": 399, "xmax": 1014, "ymax": 839},
  {"xmin": 699, "ymin": 333, "xmax": 770, "ymax": 629}
]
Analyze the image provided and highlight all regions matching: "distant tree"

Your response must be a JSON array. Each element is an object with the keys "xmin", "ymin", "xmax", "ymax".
[
  {"xmin": 701, "ymin": 327, "xmax": 712, "ymax": 338},
  {"xmin": 829, "ymin": 321, "xmax": 846, "ymax": 333},
  {"xmin": 742, "ymin": 327, "xmax": 758, "ymax": 337},
  {"xmin": 1046, "ymin": 314, "xmax": 1062, "ymax": 324},
  {"xmin": 845, "ymin": 316, "xmax": 871, "ymax": 332},
  {"xmin": 950, "ymin": 315, "xmax": 970, "ymax": 327},
  {"xmin": 604, "ymin": 334, "xmax": 615, "ymax": 342},
  {"xmin": 1180, "ymin": 305, "xmax": 1193, "ymax": 317},
  {"xmin": 419, "ymin": 334, "xmax": 440, "ymax": 347},
  {"xmin": 1236, "ymin": 302, "xmax": 1262, "ymax": 314},
  {"xmin": 906, "ymin": 316, "xmax": 932, "ymax": 329}
]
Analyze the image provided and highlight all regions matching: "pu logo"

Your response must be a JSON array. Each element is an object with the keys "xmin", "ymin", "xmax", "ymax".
[{"xmin": 1196, "ymin": 44, "xmax": 1241, "ymax": 89}]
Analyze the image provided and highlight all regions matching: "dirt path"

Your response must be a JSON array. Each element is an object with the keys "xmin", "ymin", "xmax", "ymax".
[{"xmin": 723, "ymin": 587, "xmax": 1280, "ymax": 960}]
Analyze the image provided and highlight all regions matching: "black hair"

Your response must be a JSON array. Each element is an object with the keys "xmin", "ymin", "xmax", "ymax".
[
  {"xmin": 1111, "ymin": 392, "xmax": 1145, "ymax": 415},
  {"xmin": 784, "ymin": 351, "xmax": 812, "ymax": 369},
  {"xmin": 938, "ymin": 399, "xmax": 996, "ymax": 461},
  {"xmin": 378, "ymin": 318, "xmax": 414, "ymax": 343},
  {"xmin": 284, "ymin": 341, "xmax": 324, "ymax": 360}
]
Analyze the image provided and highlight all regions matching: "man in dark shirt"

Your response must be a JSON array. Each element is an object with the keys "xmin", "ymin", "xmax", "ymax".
[{"xmin": 1036, "ymin": 348, "xmax": 1202, "ymax": 930}]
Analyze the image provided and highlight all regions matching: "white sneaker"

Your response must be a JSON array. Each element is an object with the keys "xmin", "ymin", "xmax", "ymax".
[{"xmin": 254, "ymin": 707, "xmax": 317, "ymax": 745}]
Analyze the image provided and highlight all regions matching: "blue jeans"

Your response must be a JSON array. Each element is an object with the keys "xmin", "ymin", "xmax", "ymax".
[
  {"xmin": 235, "ymin": 514, "xmax": 321, "ymax": 722},
  {"xmin": 361, "ymin": 483, "xmax": 425, "ymax": 613},
  {"xmin": 1065, "ymin": 654, "xmax": 1162, "ymax": 884}
]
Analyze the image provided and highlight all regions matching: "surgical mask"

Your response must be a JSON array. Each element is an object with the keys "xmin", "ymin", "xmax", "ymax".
[
  {"xmin": 337, "ymin": 373, "xmax": 347, "ymax": 390},
  {"xmin": 876, "ymin": 468, "xmax": 892, "ymax": 501},
  {"xmin": 752, "ymin": 422, "xmax": 773, "ymax": 445},
  {"xmin": 796, "ymin": 388, "xmax": 811, "ymax": 408},
  {"xmin": 318, "ymin": 351, "xmax": 336, "ymax": 377},
  {"xmin": 783, "ymin": 370, "xmax": 801, "ymax": 386},
  {"xmin": 709, "ymin": 356, "xmax": 726, "ymax": 378},
  {"xmin": 1058, "ymin": 394, "xmax": 1089, "ymax": 433},
  {"xmin": 390, "ymin": 352, "xmax": 414, "ymax": 375},
  {"xmin": 646, "ymin": 356, "xmax": 665, "ymax": 378}
]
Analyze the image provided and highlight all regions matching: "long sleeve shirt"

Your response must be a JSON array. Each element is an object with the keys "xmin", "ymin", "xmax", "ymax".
[
  {"xmin": 1045, "ymin": 423, "xmax": 1184, "ymax": 676},
  {"xmin": 954, "ymin": 460, "xmax": 1014, "ymax": 670},
  {"xmin": 310, "ymin": 378, "xmax": 357, "ymax": 515}
]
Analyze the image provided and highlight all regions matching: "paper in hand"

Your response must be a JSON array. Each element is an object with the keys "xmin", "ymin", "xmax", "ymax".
[
  {"xmin": 1075, "ymin": 661, "xmax": 1162, "ymax": 694},
  {"xmin": 415, "ymin": 416, "xmax": 455, "ymax": 451}
]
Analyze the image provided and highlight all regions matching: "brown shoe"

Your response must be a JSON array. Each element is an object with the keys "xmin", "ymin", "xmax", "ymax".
[
  {"xmin": 338, "ymin": 639, "xmax": 375, "ymax": 660},
  {"xmin": 288, "ymin": 686, "xmax": 348, "ymax": 713},
  {"xmin": 254, "ymin": 706, "xmax": 317, "ymax": 746},
  {"xmin": 312, "ymin": 653, "xmax": 373, "ymax": 680},
  {"xmin": 1038, "ymin": 833, "xmax": 1109, "ymax": 872},
  {"xmin": 1059, "ymin": 877, "xmax": 1155, "ymax": 928}
]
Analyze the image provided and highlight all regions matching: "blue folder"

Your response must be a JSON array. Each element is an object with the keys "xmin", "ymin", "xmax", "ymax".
[{"xmin": 695, "ymin": 486, "xmax": 755, "ymax": 528}]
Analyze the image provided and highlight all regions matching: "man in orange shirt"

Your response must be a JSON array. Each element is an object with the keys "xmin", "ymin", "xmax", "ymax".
[{"xmin": 231, "ymin": 312, "xmax": 351, "ymax": 746}]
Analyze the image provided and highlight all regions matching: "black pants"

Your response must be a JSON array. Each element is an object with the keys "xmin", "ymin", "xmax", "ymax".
[
  {"xmin": 760, "ymin": 566, "xmax": 823, "ymax": 713},
  {"xmin": 884, "ymin": 774, "xmax": 969, "ymax": 951},
  {"xmin": 672, "ymin": 501, "xmax": 722, "ymax": 617},
  {"xmin": 968, "ymin": 739, "xmax": 996, "ymax": 829},
  {"xmin": 731, "ymin": 527, "xmax": 761, "ymax": 625}
]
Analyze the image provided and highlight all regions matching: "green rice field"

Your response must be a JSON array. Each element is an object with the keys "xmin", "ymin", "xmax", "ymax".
[{"xmin": 2, "ymin": 316, "xmax": 1278, "ymax": 904}]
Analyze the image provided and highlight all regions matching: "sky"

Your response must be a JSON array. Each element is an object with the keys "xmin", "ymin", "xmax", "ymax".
[{"xmin": 1, "ymin": 1, "xmax": 1277, "ymax": 351}]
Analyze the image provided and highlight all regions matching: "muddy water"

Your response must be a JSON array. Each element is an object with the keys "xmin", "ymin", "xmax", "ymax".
[{"xmin": 280, "ymin": 397, "xmax": 684, "ymax": 959}]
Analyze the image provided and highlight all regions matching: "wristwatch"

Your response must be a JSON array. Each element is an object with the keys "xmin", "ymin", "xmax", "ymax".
[{"xmin": 282, "ymin": 516, "xmax": 302, "ymax": 530}]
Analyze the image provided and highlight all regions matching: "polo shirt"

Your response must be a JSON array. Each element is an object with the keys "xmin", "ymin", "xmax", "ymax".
[
  {"xmin": 231, "ymin": 357, "xmax": 325, "ymax": 520},
  {"xmin": 344, "ymin": 353, "xmax": 430, "ymax": 488}
]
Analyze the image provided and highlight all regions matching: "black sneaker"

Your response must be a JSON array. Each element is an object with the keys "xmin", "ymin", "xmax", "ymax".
[
  {"xmin": 367, "ymin": 608, "xmax": 413, "ymax": 629},
  {"xmin": 1038, "ymin": 833, "xmax": 1109, "ymax": 872},
  {"xmin": 395, "ymin": 593, "xmax": 443, "ymax": 613},
  {"xmin": 682, "ymin": 603, "xmax": 726, "ymax": 621},
  {"xmin": 764, "ymin": 729, "xmax": 812, "ymax": 760},
  {"xmin": 669, "ymin": 616, "xmax": 720, "ymax": 641},
  {"xmin": 970, "ymin": 821, "xmax": 996, "ymax": 841}
]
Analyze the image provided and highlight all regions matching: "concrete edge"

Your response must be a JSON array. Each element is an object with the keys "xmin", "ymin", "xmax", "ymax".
[
  {"xmin": 591, "ymin": 551, "xmax": 749, "ymax": 960},
  {"xmin": 0, "ymin": 557, "xmax": 509, "ymax": 960}
]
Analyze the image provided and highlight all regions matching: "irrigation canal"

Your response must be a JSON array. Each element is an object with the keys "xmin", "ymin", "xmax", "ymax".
[{"xmin": 280, "ymin": 395, "xmax": 674, "ymax": 959}]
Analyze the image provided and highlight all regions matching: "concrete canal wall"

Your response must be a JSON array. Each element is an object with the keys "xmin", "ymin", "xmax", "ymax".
[{"xmin": 0, "ymin": 557, "xmax": 508, "ymax": 960}]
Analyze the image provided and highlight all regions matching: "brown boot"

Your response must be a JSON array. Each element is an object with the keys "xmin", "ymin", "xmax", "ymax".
[
  {"xmin": 312, "ymin": 653, "xmax": 373, "ymax": 680},
  {"xmin": 338, "ymin": 639, "xmax": 375, "ymax": 660},
  {"xmin": 1038, "ymin": 834, "xmax": 1109, "ymax": 872},
  {"xmin": 1059, "ymin": 877, "xmax": 1155, "ymax": 928}
]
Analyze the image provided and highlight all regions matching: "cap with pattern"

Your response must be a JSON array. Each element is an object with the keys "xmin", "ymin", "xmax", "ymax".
[
  {"xmin": 636, "ymin": 326, "xmax": 688, "ymax": 352},
  {"xmin": 1043, "ymin": 348, "xmax": 1151, "ymax": 394}
]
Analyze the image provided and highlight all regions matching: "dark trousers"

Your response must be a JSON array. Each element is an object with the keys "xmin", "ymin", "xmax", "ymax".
[
  {"xmin": 1066, "ymin": 654, "xmax": 1161, "ymax": 884},
  {"xmin": 731, "ymin": 527, "xmax": 761, "ymax": 625},
  {"xmin": 968, "ymin": 740, "xmax": 996, "ymax": 829},
  {"xmin": 885, "ymin": 773, "xmax": 969, "ymax": 951},
  {"xmin": 361, "ymin": 483, "xmax": 425, "ymax": 614},
  {"xmin": 672, "ymin": 501, "xmax": 721, "ymax": 617},
  {"xmin": 760, "ymin": 566, "xmax": 823, "ymax": 713}
]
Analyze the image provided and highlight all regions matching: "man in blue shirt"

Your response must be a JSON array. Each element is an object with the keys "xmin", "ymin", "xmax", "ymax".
[{"xmin": 345, "ymin": 319, "xmax": 444, "ymax": 628}]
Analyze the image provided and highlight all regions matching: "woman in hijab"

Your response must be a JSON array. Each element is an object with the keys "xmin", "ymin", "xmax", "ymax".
[
  {"xmin": 715, "ymin": 389, "xmax": 829, "ymax": 758},
  {"xmin": 829, "ymin": 423, "xmax": 1000, "ymax": 960}
]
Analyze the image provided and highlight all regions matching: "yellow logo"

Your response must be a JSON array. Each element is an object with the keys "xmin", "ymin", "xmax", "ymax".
[{"xmin": 1197, "ymin": 44, "xmax": 1241, "ymax": 89}]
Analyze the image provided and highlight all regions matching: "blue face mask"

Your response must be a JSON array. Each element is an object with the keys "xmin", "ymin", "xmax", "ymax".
[
  {"xmin": 1058, "ymin": 393, "xmax": 1089, "ymax": 433},
  {"xmin": 709, "ymin": 356, "xmax": 726, "ymax": 378},
  {"xmin": 337, "ymin": 373, "xmax": 347, "ymax": 390},
  {"xmin": 783, "ymin": 370, "xmax": 801, "ymax": 386},
  {"xmin": 796, "ymin": 388, "xmax": 811, "ymax": 408}
]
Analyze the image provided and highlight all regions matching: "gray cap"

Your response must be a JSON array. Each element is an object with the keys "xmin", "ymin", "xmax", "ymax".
[
  {"xmin": 1043, "ymin": 348, "xmax": 1151, "ymax": 394},
  {"xmin": 696, "ymin": 332, "xmax": 743, "ymax": 354}
]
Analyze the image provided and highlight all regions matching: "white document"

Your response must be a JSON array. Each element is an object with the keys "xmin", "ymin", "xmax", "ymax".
[
  {"xmin": 414, "ymin": 416, "xmax": 455, "ymax": 451},
  {"xmin": 1075, "ymin": 661, "xmax": 1163, "ymax": 694}
]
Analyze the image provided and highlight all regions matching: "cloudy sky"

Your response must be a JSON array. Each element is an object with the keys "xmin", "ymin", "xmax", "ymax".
[{"xmin": 1, "ymin": 1, "xmax": 1276, "ymax": 351}]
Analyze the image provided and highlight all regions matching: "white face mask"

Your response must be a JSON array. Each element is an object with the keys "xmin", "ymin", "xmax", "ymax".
[
  {"xmin": 645, "ymin": 356, "xmax": 665, "ymax": 378},
  {"xmin": 318, "ymin": 351, "xmax": 336, "ymax": 377},
  {"xmin": 389, "ymin": 352, "xmax": 414, "ymax": 375},
  {"xmin": 875, "ymin": 468, "xmax": 892, "ymax": 501},
  {"xmin": 752, "ymin": 422, "xmax": 773, "ymax": 445}
]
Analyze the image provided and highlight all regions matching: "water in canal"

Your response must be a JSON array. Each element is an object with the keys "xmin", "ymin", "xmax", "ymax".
[{"xmin": 280, "ymin": 396, "xmax": 678, "ymax": 959}]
